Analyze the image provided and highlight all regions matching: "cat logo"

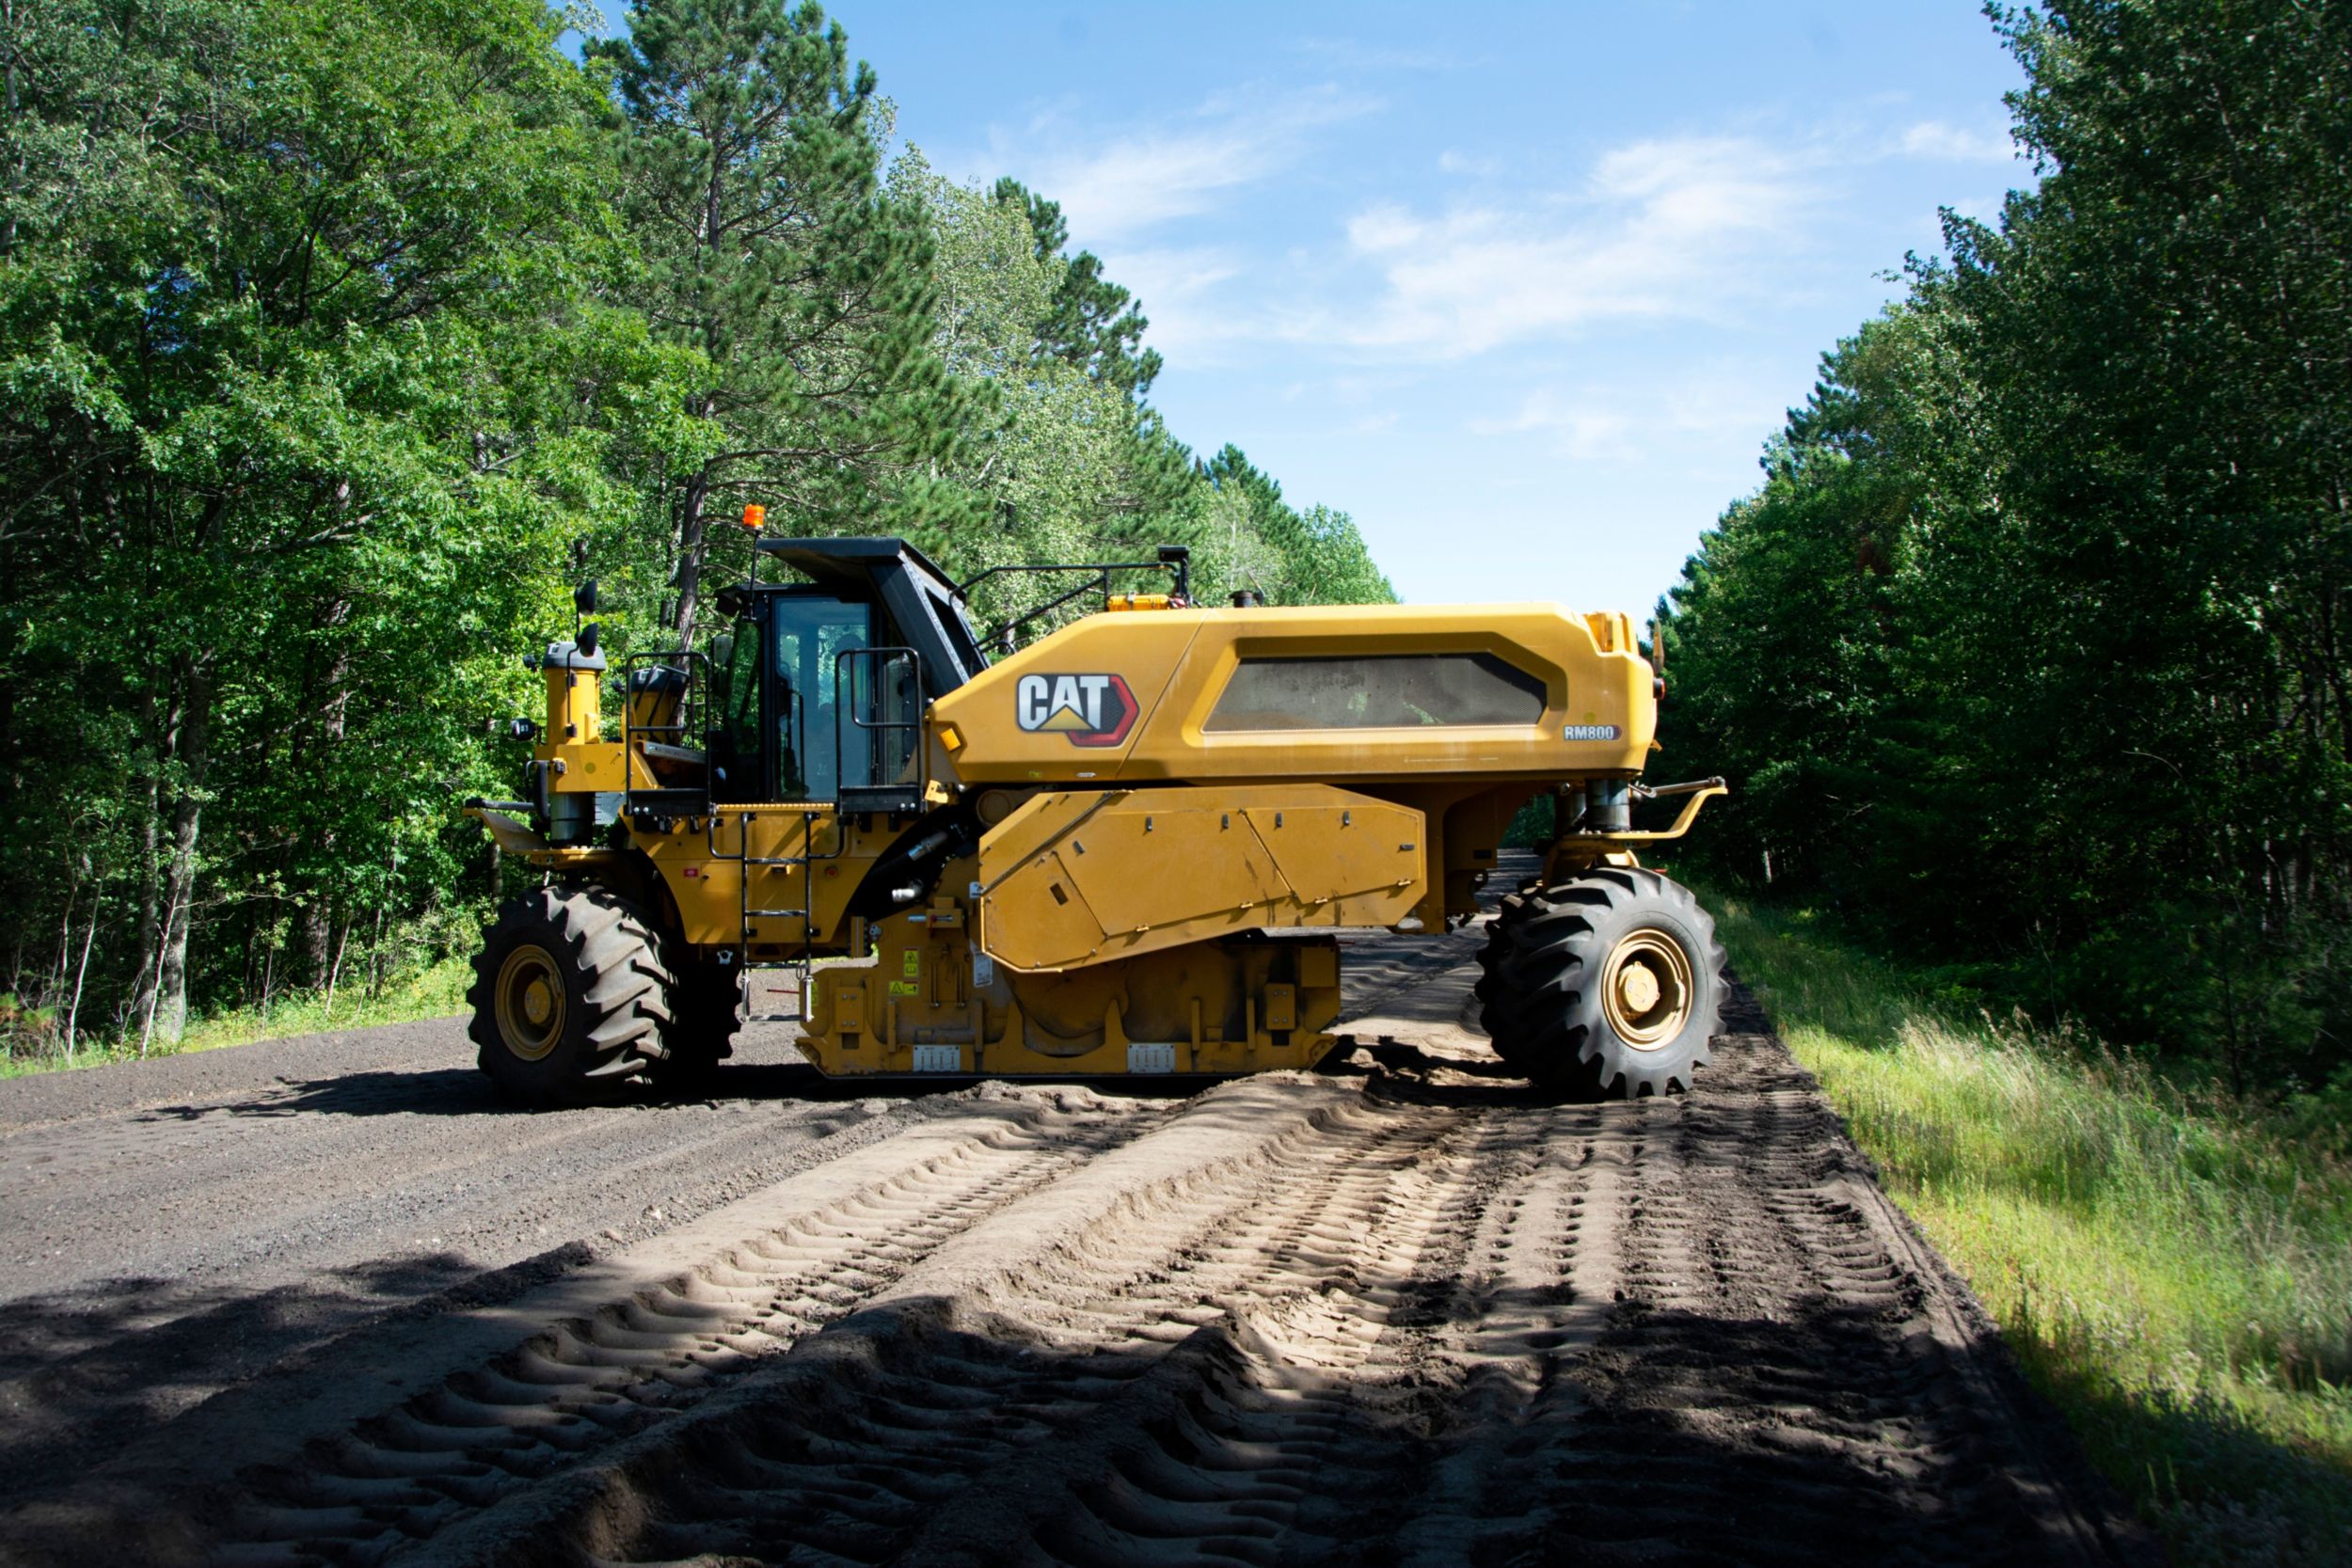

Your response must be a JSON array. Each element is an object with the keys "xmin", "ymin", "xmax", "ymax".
[{"xmin": 1015, "ymin": 673, "xmax": 1138, "ymax": 748}]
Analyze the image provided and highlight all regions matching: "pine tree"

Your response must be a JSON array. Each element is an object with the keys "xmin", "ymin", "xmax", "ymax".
[
  {"xmin": 592, "ymin": 0, "xmax": 979, "ymax": 645},
  {"xmin": 991, "ymin": 178, "xmax": 1163, "ymax": 399}
]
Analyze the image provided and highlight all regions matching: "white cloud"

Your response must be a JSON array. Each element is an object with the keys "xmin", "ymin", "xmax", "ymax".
[
  {"xmin": 1436, "ymin": 149, "xmax": 1500, "ymax": 177},
  {"xmin": 1091, "ymin": 245, "xmax": 1243, "ymax": 356},
  {"xmin": 1477, "ymin": 372, "xmax": 1791, "ymax": 465},
  {"xmin": 1298, "ymin": 135, "xmax": 1826, "ymax": 356},
  {"xmin": 1895, "ymin": 119, "xmax": 2017, "ymax": 164},
  {"xmin": 997, "ymin": 84, "xmax": 1376, "ymax": 245},
  {"xmin": 1290, "ymin": 36, "xmax": 1458, "ymax": 72}
]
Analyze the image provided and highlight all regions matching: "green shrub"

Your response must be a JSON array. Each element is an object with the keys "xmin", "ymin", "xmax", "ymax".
[{"xmin": 1700, "ymin": 880, "xmax": 2352, "ymax": 1567}]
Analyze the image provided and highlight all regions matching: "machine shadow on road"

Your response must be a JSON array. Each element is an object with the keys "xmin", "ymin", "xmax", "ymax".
[
  {"xmin": 131, "ymin": 1058, "xmax": 909, "ymax": 1120},
  {"xmin": 134, "ymin": 1059, "xmax": 1256, "ymax": 1122}
]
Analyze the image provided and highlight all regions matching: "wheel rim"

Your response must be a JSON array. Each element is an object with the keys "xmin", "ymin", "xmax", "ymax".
[
  {"xmin": 494, "ymin": 944, "xmax": 566, "ymax": 1062},
  {"xmin": 1600, "ymin": 928, "xmax": 1694, "ymax": 1049}
]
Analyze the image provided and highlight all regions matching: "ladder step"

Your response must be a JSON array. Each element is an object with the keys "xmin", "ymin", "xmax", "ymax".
[{"xmin": 745, "ymin": 908, "xmax": 808, "ymax": 919}]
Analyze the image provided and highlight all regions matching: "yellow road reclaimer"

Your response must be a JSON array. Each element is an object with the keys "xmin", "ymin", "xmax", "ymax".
[{"xmin": 463, "ymin": 531, "xmax": 1726, "ymax": 1106}]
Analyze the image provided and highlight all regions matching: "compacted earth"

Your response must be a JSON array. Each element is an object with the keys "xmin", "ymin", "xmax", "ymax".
[{"xmin": 0, "ymin": 907, "xmax": 2149, "ymax": 1567}]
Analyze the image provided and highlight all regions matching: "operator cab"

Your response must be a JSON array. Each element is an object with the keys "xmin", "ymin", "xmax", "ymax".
[{"xmin": 704, "ymin": 537, "xmax": 985, "ymax": 814}]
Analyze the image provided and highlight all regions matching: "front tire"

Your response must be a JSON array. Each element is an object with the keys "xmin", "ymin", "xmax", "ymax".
[
  {"xmin": 1484, "ymin": 868, "xmax": 1724, "ymax": 1098},
  {"xmin": 467, "ymin": 888, "xmax": 675, "ymax": 1107}
]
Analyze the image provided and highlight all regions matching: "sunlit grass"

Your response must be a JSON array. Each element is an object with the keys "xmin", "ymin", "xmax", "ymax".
[
  {"xmin": 0, "ymin": 957, "xmax": 472, "ymax": 1079},
  {"xmin": 1694, "ymin": 880, "xmax": 2352, "ymax": 1566}
]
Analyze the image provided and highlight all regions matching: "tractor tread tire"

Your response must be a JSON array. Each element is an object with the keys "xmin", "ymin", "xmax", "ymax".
[
  {"xmin": 468, "ymin": 887, "xmax": 675, "ymax": 1108},
  {"xmin": 1473, "ymin": 885, "xmax": 1552, "ymax": 1059},
  {"xmin": 1481, "ymin": 868, "xmax": 1724, "ymax": 1099}
]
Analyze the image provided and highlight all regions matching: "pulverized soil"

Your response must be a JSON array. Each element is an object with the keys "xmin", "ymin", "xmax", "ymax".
[{"xmin": 0, "ymin": 905, "xmax": 2149, "ymax": 1567}]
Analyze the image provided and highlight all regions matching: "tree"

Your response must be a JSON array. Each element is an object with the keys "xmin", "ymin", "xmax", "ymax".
[
  {"xmin": 1664, "ymin": 0, "xmax": 2352, "ymax": 1085},
  {"xmin": 1, "ymin": 0, "xmax": 690, "ymax": 1043},
  {"xmin": 590, "ymin": 0, "xmax": 979, "ymax": 648},
  {"xmin": 990, "ymin": 178, "xmax": 1163, "ymax": 399}
]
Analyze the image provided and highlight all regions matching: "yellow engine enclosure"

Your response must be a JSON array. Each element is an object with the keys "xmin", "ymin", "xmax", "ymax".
[
  {"xmin": 928, "ymin": 600, "xmax": 1656, "ymax": 787},
  {"xmin": 975, "ymin": 784, "xmax": 1423, "ymax": 972}
]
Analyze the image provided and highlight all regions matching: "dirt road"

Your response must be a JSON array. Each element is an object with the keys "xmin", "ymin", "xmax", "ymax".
[{"xmin": 0, "ymin": 916, "xmax": 2145, "ymax": 1567}]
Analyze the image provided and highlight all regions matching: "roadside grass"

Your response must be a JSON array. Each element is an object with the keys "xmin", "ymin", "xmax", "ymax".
[
  {"xmin": 0, "ymin": 957, "xmax": 472, "ymax": 1080},
  {"xmin": 1693, "ymin": 881, "xmax": 2352, "ymax": 1567}
]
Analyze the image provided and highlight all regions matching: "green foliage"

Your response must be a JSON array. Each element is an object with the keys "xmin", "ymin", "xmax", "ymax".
[
  {"xmin": 988, "ymin": 177, "xmax": 1163, "ymax": 399},
  {"xmin": 1705, "ymin": 880, "xmax": 2352, "ymax": 1567},
  {"xmin": 1663, "ymin": 0, "xmax": 2352, "ymax": 1092},
  {"xmin": 1197, "ymin": 444, "xmax": 1395, "ymax": 610},
  {"xmin": 0, "ymin": 0, "xmax": 1396, "ymax": 1065},
  {"xmin": 587, "ymin": 0, "xmax": 980, "ymax": 641}
]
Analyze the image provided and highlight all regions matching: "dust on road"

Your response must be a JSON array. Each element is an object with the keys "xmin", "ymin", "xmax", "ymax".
[{"xmin": 0, "ymin": 922, "xmax": 2146, "ymax": 1567}]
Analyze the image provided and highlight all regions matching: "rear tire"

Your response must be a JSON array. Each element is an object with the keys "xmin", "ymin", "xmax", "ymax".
[
  {"xmin": 1484, "ymin": 868, "xmax": 1724, "ymax": 1098},
  {"xmin": 468, "ymin": 888, "xmax": 675, "ymax": 1107},
  {"xmin": 1473, "ymin": 887, "xmax": 1542, "ymax": 1064}
]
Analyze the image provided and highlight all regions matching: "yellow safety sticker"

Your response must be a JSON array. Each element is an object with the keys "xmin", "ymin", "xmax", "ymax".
[
  {"xmin": 888, "ymin": 980, "xmax": 918, "ymax": 997},
  {"xmin": 901, "ymin": 949, "xmax": 920, "ymax": 979}
]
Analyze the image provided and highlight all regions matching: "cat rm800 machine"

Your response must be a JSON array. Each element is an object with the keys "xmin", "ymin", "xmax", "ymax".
[{"xmin": 462, "ymin": 528, "xmax": 1727, "ymax": 1106}]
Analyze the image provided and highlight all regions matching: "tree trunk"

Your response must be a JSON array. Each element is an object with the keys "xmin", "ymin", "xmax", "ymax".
[
  {"xmin": 127, "ymin": 686, "xmax": 169, "ymax": 1030},
  {"xmin": 324, "ymin": 916, "xmax": 351, "ymax": 1022},
  {"xmin": 302, "ymin": 610, "xmax": 353, "ymax": 984},
  {"xmin": 65, "ymin": 903, "xmax": 97, "ymax": 1053},
  {"xmin": 150, "ymin": 656, "xmax": 214, "ymax": 1049},
  {"xmin": 674, "ymin": 464, "xmax": 713, "ymax": 651}
]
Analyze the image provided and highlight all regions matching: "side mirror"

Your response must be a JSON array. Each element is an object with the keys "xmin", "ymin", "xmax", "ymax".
[
  {"xmin": 710, "ymin": 632, "xmax": 736, "ymax": 671},
  {"xmin": 575, "ymin": 578, "xmax": 599, "ymax": 614},
  {"xmin": 578, "ymin": 622, "xmax": 600, "ymax": 657}
]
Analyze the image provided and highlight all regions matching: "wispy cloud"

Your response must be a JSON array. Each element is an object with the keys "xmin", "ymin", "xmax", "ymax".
[
  {"xmin": 1894, "ymin": 119, "xmax": 2017, "ymax": 163},
  {"xmin": 1436, "ymin": 149, "xmax": 1500, "ymax": 178},
  {"xmin": 1094, "ymin": 245, "xmax": 1244, "ymax": 356},
  {"xmin": 1475, "ymin": 371, "xmax": 1792, "ymax": 464},
  {"xmin": 1299, "ymin": 135, "xmax": 1827, "ymax": 356},
  {"xmin": 995, "ymin": 84, "xmax": 1376, "ymax": 245},
  {"xmin": 1289, "ymin": 36, "xmax": 1461, "ymax": 73}
]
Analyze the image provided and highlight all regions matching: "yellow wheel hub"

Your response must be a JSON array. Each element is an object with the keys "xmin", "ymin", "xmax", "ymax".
[
  {"xmin": 1601, "ymin": 928, "xmax": 1694, "ymax": 1050},
  {"xmin": 494, "ymin": 944, "xmax": 567, "ymax": 1062}
]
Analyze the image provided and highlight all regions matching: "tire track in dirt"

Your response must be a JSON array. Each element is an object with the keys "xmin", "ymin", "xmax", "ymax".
[
  {"xmin": 389, "ymin": 1074, "xmax": 1465, "ymax": 1568},
  {"xmin": 2, "ymin": 908, "xmax": 2147, "ymax": 1568},
  {"xmin": 197, "ymin": 1090, "xmax": 1163, "ymax": 1567},
  {"xmin": 382, "ymin": 953, "xmax": 2139, "ymax": 1568}
]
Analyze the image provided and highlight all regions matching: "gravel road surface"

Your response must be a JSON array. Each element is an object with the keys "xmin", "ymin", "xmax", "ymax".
[{"xmin": 0, "ymin": 911, "xmax": 2148, "ymax": 1567}]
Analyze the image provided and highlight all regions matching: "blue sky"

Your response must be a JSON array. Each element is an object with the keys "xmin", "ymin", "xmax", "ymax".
[{"xmin": 592, "ymin": 1, "xmax": 2032, "ymax": 612}]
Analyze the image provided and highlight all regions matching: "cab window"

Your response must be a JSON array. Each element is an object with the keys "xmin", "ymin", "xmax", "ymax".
[{"xmin": 771, "ymin": 595, "xmax": 875, "ymax": 800}]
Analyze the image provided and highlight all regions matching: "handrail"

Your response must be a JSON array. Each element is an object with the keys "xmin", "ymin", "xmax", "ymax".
[{"xmin": 834, "ymin": 644, "xmax": 926, "ymax": 815}]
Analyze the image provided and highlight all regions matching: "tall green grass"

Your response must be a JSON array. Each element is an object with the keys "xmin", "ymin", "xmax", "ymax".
[
  {"xmin": 1698, "ymin": 883, "xmax": 2352, "ymax": 1566},
  {"xmin": 0, "ymin": 957, "xmax": 473, "ymax": 1080}
]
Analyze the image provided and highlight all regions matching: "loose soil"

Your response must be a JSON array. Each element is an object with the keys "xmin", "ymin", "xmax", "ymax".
[{"xmin": 0, "ymin": 906, "xmax": 2150, "ymax": 1567}]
